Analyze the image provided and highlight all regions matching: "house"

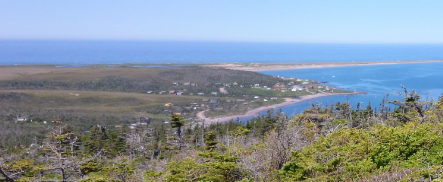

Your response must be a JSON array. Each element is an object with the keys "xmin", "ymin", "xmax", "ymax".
[
  {"xmin": 115, "ymin": 125, "xmax": 122, "ymax": 128},
  {"xmin": 190, "ymin": 103, "xmax": 200, "ymax": 109},
  {"xmin": 236, "ymin": 99, "xmax": 245, "ymax": 102},
  {"xmin": 288, "ymin": 81, "xmax": 295, "ymax": 86},
  {"xmin": 211, "ymin": 92, "xmax": 218, "ymax": 95},
  {"xmin": 209, "ymin": 99, "xmax": 219, "ymax": 104},
  {"xmin": 146, "ymin": 91, "xmax": 153, "ymax": 94},
  {"xmin": 202, "ymin": 98, "xmax": 210, "ymax": 102},
  {"xmin": 163, "ymin": 119, "xmax": 170, "ymax": 124},
  {"xmin": 176, "ymin": 92, "xmax": 183, "ymax": 95},
  {"xmin": 293, "ymin": 85, "xmax": 302, "ymax": 89},
  {"xmin": 197, "ymin": 92, "xmax": 205, "ymax": 96},
  {"xmin": 215, "ymin": 83, "xmax": 223, "ymax": 87},
  {"xmin": 254, "ymin": 84, "xmax": 260, "ymax": 87},
  {"xmin": 205, "ymin": 83, "xmax": 211, "ymax": 86},
  {"xmin": 296, "ymin": 79, "xmax": 302, "ymax": 82},
  {"xmin": 254, "ymin": 96, "xmax": 260, "ymax": 99},
  {"xmin": 165, "ymin": 103, "xmax": 173, "ymax": 107},
  {"xmin": 190, "ymin": 83, "xmax": 197, "ymax": 87},
  {"xmin": 183, "ymin": 82, "xmax": 190, "ymax": 86},
  {"xmin": 291, "ymin": 88, "xmax": 298, "ymax": 91},
  {"xmin": 273, "ymin": 83, "xmax": 286, "ymax": 90},
  {"xmin": 233, "ymin": 82, "xmax": 238, "ymax": 86},
  {"xmin": 139, "ymin": 118, "xmax": 151, "ymax": 125},
  {"xmin": 16, "ymin": 116, "xmax": 27, "ymax": 122},
  {"xmin": 271, "ymin": 97, "xmax": 278, "ymax": 100},
  {"xmin": 169, "ymin": 90, "xmax": 176, "ymax": 94},
  {"xmin": 159, "ymin": 91, "xmax": 166, "ymax": 94},
  {"xmin": 172, "ymin": 82, "xmax": 179, "ymax": 85},
  {"xmin": 173, "ymin": 110, "xmax": 184, "ymax": 116}
]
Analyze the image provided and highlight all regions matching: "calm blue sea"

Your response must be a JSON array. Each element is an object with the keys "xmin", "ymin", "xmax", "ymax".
[
  {"xmin": 1, "ymin": 40, "xmax": 443, "ymax": 119},
  {"xmin": 1, "ymin": 40, "xmax": 443, "ymax": 64}
]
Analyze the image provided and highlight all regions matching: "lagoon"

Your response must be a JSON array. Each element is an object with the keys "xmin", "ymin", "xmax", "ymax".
[{"xmin": 257, "ymin": 62, "xmax": 443, "ymax": 118}]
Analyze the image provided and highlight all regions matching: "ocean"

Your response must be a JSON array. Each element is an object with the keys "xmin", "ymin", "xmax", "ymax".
[
  {"xmin": 1, "ymin": 40, "xmax": 443, "ymax": 64},
  {"xmin": 1, "ymin": 40, "xmax": 443, "ymax": 118}
]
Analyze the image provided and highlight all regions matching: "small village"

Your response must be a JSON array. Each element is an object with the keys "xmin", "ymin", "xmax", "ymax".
[
  {"xmin": 12, "ymin": 76, "xmax": 339, "ymax": 131},
  {"xmin": 135, "ymin": 77, "xmax": 339, "ymax": 128}
]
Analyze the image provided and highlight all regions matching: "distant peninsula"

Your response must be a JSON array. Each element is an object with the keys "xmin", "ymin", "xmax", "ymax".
[{"xmin": 202, "ymin": 60, "xmax": 443, "ymax": 71}]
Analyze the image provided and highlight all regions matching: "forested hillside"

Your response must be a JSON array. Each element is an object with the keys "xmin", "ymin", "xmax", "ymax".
[
  {"xmin": 2, "ymin": 86, "xmax": 443, "ymax": 181},
  {"xmin": 0, "ymin": 66, "xmax": 285, "ymax": 94}
]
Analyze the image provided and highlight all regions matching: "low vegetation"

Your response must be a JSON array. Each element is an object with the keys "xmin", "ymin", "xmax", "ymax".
[{"xmin": 2, "ymin": 86, "xmax": 443, "ymax": 181}]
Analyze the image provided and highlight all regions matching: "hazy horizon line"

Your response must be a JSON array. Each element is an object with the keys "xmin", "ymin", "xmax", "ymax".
[{"xmin": 1, "ymin": 38, "xmax": 443, "ymax": 45}]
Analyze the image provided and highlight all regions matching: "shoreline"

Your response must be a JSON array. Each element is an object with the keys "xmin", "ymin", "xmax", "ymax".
[
  {"xmin": 202, "ymin": 60, "xmax": 443, "ymax": 72},
  {"xmin": 197, "ymin": 92, "xmax": 366, "ymax": 126}
]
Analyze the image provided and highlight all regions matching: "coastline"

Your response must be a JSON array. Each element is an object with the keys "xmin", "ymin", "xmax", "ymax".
[
  {"xmin": 196, "ymin": 60, "xmax": 443, "ymax": 126},
  {"xmin": 197, "ymin": 92, "xmax": 366, "ymax": 126},
  {"xmin": 203, "ymin": 60, "xmax": 443, "ymax": 72}
]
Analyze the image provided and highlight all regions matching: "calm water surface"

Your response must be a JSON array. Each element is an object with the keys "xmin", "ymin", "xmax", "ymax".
[{"xmin": 255, "ymin": 62, "xmax": 443, "ymax": 118}]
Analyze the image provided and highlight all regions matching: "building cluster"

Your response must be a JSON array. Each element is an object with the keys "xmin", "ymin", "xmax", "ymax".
[
  {"xmin": 269, "ymin": 79, "xmax": 334, "ymax": 92},
  {"xmin": 146, "ymin": 81, "xmax": 242, "ymax": 96}
]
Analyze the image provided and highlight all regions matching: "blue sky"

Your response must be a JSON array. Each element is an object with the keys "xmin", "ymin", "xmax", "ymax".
[{"xmin": 1, "ymin": 0, "xmax": 443, "ymax": 43}]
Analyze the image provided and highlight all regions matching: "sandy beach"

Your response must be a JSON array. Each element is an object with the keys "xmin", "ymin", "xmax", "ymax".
[
  {"xmin": 203, "ymin": 60, "xmax": 443, "ymax": 72},
  {"xmin": 197, "ymin": 92, "xmax": 366, "ymax": 126}
]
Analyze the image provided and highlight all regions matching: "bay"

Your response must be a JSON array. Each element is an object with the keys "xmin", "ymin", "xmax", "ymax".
[{"xmin": 257, "ymin": 62, "xmax": 443, "ymax": 118}]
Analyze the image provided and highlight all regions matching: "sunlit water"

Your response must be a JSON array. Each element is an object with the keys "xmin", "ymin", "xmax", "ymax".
[{"xmin": 253, "ymin": 62, "xmax": 443, "ymax": 119}]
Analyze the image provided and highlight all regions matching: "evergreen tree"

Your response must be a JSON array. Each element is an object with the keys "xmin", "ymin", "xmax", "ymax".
[
  {"xmin": 170, "ymin": 114, "xmax": 184, "ymax": 139},
  {"xmin": 205, "ymin": 131, "xmax": 218, "ymax": 151},
  {"xmin": 85, "ymin": 125, "xmax": 109, "ymax": 156}
]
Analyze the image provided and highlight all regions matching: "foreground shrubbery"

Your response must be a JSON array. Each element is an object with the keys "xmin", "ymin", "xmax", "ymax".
[
  {"xmin": 281, "ymin": 122, "xmax": 443, "ymax": 181},
  {"xmin": 3, "ymin": 87, "xmax": 443, "ymax": 181}
]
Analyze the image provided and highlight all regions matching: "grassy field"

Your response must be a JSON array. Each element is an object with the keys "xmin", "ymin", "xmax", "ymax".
[
  {"xmin": 0, "ymin": 90, "xmax": 201, "ymax": 110},
  {"xmin": 0, "ymin": 65, "xmax": 163, "ymax": 81},
  {"xmin": 0, "ymin": 90, "xmax": 202, "ymax": 118},
  {"xmin": 0, "ymin": 89, "xmax": 205, "ymax": 133}
]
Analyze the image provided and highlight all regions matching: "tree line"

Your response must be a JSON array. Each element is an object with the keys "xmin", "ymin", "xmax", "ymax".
[{"xmin": 3, "ymin": 86, "xmax": 443, "ymax": 181}]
